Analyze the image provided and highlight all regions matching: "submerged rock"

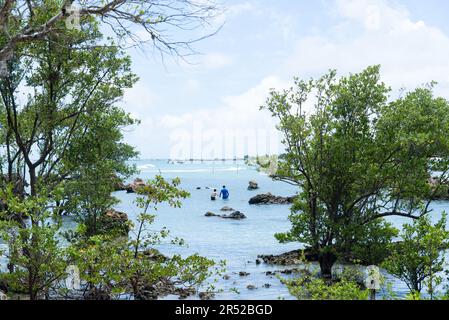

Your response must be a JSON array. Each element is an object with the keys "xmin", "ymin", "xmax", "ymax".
[
  {"xmin": 205, "ymin": 211, "xmax": 247, "ymax": 220},
  {"xmin": 221, "ymin": 206, "xmax": 234, "ymax": 212},
  {"xmin": 248, "ymin": 180, "xmax": 259, "ymax": 191},
  {"xmin": 199, "ymin": 292, "xmax": 215, "ymax": 300},
  {"xmin": 247, "ymin": 285, "xmax": 257, "ymax": 290},
  {"xmin": 239, "ymin": 271, "xmax": 250, "ymax": 277},
  {"xmin": 249, "ymin": 193, "xmax": 295, "ymax": 205}
]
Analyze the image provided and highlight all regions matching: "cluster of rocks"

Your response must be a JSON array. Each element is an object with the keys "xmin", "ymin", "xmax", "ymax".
[
  {"xmin": 113, "ymin": 177, "xmax": 148, "ymax": 194},
  {"xmin": 258, "ymin": 249, "xmax": 318, "ymax": 266},
  {"xmin": 205, "ymin": 206, "xmax": 247, "ymax": 220},
  {"xmin": 249, "ymin": 193, "xmax": 295, "ymax": 205}
]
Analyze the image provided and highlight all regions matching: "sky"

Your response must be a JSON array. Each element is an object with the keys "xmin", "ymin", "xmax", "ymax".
[{"xmin": 120, "ymin": 0, "xmax": 449, "ymax": 159}]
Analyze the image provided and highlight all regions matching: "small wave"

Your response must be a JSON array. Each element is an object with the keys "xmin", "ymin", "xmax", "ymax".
[{"xmin": 137, "ymin": 164, "xmax": 157, "ymax": 170}]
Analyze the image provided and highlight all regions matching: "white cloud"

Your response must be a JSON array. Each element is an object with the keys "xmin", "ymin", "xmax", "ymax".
[
  {"xmin": 201, "ymin": 52, "xmax": 233, "ymax": 69},
  {"xmin": 159, "ymin": 76, "xmax": 288, "ymax": 159},
  {"xmin": 286, "ymin": 0, "xmax": 449, "ymax": 96}
]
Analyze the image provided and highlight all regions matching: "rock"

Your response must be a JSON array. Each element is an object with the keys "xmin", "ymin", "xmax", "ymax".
[
  {"xmin": 98, "ymin": 209, "xmax": 130, "ymax": 235},
  {"xmin": 248, "ymin": 180, "xmax": 259, "ymax": 190},
  {"xmin": 0, "ymin": 291, "xmax": 7, "ymax": 300},
  {"xmin": 104, "ymin": 209, "xmax": 128, "ymax": 221},
  {"xmin": 239, "ymin": 271, "xmax": 250, "ymax": 277},
  {"xmin": 263, "ymin": 284, "xmax": 271, "ymax": 289},
  {"xmin": 126, "ymin": 178, "xmax": 147, "ymax": 193},
  {"xmin": 175, "ymin": 287, "xmax": 196, "ymax": 300},
  {"xmin": 205, "ymin": 212, "xmax": 218, "ymax": 217},
  {"xmin": 258, "ymin": 249, "xmax": 318, "ymax": 266},
  {"xmin": 223, "ymin": 275, "xmax": 231, "ymax": 280},
  {"xmin": 221, "ymin": 206, "xmax": 234, "ymax": 212},
  {"xmin": 199, "ymin": 292, "xmax": 215, "ymax": 300},
  {"xmin": 196, "ymin": 187, "xmax": 202, "ymax": 190},
  {"xmin": 205, "ymin": 211, "xmax": 247, "ymax": 220},
  {"xmin": 247, "ymin": 285, "xmax": 257, "ymax": 290},
  {"xmin": 249, "ymin": 193, "xmax": 295, "ymax": 205},
  {"xmin": 222, "ymin": 211, "xmax": 246, "ymax": 220},
  {"xmin": 256, "ymin": 259, "xmax": 262, "ymax": 265},
  {"xmin": 112, "ymin": 174, "xmax": 127, "ymax": 191}
]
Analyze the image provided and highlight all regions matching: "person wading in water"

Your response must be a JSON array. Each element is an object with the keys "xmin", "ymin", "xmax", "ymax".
[{"xmin": 220, "ymin": 186, "xmax": 230, "ymax": 200}]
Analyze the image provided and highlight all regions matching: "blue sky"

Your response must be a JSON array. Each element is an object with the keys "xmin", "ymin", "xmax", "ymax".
[{"xmin": 121, "ymin": 0, "xmax": 449, "ymax": 159}]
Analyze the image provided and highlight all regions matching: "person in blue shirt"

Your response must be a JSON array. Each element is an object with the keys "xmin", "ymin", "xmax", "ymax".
[{"xmin": 220, "ymin": 186, "xmax": 229, "ymax": 200}]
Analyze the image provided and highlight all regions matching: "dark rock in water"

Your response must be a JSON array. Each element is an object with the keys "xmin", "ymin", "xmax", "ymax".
[
  {"xmin": 256, "ymin": 259, "xmax": 262, "ymax": 265},
  {"xmin": 258, "ymin": 249, "xmax": 318, "ymax": 266},
  {"xmin": 205, "ymin": 212, "xmax": 218, "ymax": 217},
  {"xmin": 176, "ymin": 287, "xmax": 196, "ymax": 300},
  {"xmin": 248, "ymin": 180, "xmax": 259, "ymax": 191},
  {"xmin": 196, "ymin": 187, "xmax": 202, "ymax": 190},
  {"xmin": 247, "ymin": 285, "xmax": 257, "ymax": 290},
  {"xmin": 125, "ymin": 178, "xmax": 147, "ymax": 193},
  {"xmin": 199, "ymin": 292, "xmax": 215, "ymax": 300},
  {"xmin": 223, "ymin": 275, "xmax": 231, "ymax": 280},
  {"xmin": 263, "ymin": 284, "xmax": 271, "ymax": 289},
  {"xmin": 222, "ymin": 211, "xmax": 246, "ymax": 220},
  {"xmin": 239, "ymin": 271, "xmax": 250, "ymax": 277},
  {"xmin": 249, "ymin": 193, "xmax": 295, "ymax": 205},
  {"xmin": 221, "ymin": 206, "xmax": 234, "ymax": 212},
  {"xmin": 205, "ymin": 211, "xmax": 246, "ymax": 220}
]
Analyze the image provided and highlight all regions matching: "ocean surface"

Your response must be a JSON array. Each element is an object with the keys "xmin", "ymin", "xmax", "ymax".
[{"xmin": 1, "ymin": 159, "xmax": 448, "ymax": 299}]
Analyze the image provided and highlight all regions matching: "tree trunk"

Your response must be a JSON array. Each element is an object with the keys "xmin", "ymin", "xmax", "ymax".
[{"xmin": 318, "ymin": 250, "xmax": 337, "ymax": 279}]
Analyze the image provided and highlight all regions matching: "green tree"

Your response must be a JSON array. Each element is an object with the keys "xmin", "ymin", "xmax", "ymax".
[
  {"xmin": 383, "ymin": 214, "xmax": 449, "ymax": 298},
  {"xmin": 0, "ymin": 187, "xmax": 69, "ymax": 300},
  {"xmin": 262, "ymin": 66, "xmax": 449, "ymax": 278}
]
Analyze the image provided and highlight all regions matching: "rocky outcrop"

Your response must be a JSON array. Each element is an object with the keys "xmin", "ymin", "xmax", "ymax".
[
  {"xmin": 249, "ymin": 193, "xmax": 295, "ymax": 205},
  {"xmin": 97, "ymin": 209, "xmax": 130, "ymax": 235},
  {"xmin": 126, "ymin": 178, "xmax": 147, "ymax": 193},
  {"xmin": 205, "ymin": 211, "xmax": 246, "ymax": 220},
  {"xmin": 248, "ymin": 180, "xmax": 259, "ymax": 191},
  {"xmin": 258, "ymin": 249, "xmax": 318, "ymax": 265}
]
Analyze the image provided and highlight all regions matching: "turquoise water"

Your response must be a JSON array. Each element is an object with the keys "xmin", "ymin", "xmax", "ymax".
[
  {"xmin": 115, "ymin": 160, "xmax": 449, "ymax": 299},
  {"xmin": 115, "ymin": 160, "xmax": 301, "ymax": 300},
  {"xmin": 1, "ymin": 159, "xmax": 448, "ymax": 299}
]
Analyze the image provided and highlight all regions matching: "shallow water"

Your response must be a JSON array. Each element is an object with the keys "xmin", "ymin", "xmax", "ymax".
[
  {"xmin": 115, "ymin": 160, "xmax": 449, "ymax": 300},
  {"xmin": 1, "ymin": 159, "xmax": 448, "ymax": 299}
]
